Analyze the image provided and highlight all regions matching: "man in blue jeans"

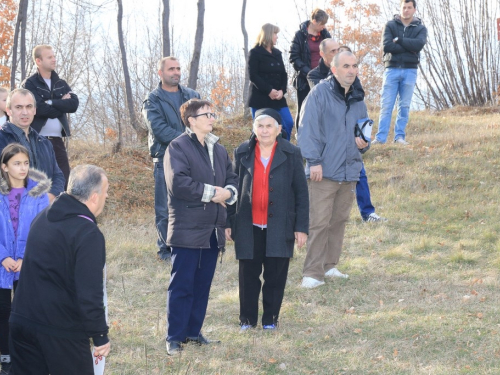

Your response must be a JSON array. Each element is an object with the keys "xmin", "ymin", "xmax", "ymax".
[
  {"xmin": 372, "ymin": 0, "xmax": 427, "ymax": 146},
  {"xmin": 142, "ymin": 57, "xmax": 200, "ymax": 261}
]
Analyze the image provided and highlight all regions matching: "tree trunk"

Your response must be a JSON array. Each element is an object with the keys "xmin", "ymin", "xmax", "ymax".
[
  {"xmin": 162, "ymin": 0, "xmax": 170, "ymax": 57},
  {"xmin": 187, "ymin": 0, "xmax": 205, "ymax": 90},
  {"xmin": 116, "ymin": 0, "xmax": 142, "ymax": 141},
  {"xmin": 20, "ymin": 0, "xmax": 28, "ymax": 81},
  {"xmin": 10, "ymin": 0, "xmax": 27, "ymax": 89},
  {"xmin": 241, "ymin": 0, "xmax": 250, "ymax": 118}
]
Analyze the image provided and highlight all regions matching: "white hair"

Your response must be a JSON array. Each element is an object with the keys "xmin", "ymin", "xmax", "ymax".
[{"xmin": 252, "ymin": 115, "xmax": 280, "ymax": 132}]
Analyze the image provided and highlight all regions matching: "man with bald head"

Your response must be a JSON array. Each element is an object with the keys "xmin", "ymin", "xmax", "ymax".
[
  {"xmin": 298, "ymin": 51, "xmax": 370, "ymax": 288},
  {"xmin": 0, "ymin": 89, "xmax": 65, "ymax": 200}
]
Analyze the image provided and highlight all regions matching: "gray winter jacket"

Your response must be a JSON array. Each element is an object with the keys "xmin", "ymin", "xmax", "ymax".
[
  {"xmin": 142, "ymin": 82, "xmax": 200, "ymax": 160},
  {"xmin": 298, "ymin": 75, "xmax": 369, "ymax": 182}
]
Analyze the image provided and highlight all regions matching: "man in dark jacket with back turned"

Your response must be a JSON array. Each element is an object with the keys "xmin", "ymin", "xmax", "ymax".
[
  {"xmin": 1, "ymin": 89, "xmax": 65, "ymax": 200},
  {"xmin": 9, "ymin": 164, "xmax": 110, "ymax": 375},
  {"xmin": 22, "ymin": 45, "xmax": 79, "ymax": 185},
  {"xmin": 142, "ymin": 56, "xmax": 200, "ymax": 261},
  {"xmin": 373, "ymin": 0, "xmax": 427, "ymax": 145}
]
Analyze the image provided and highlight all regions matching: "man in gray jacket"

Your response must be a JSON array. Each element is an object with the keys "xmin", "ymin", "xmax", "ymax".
[
  {"xmin": 298, "ymin": 51, "xmax": 369, "ymax": 288},
  {"xmin": 142, "ymin": 57, "xmax": 200, "ymax": 261}
]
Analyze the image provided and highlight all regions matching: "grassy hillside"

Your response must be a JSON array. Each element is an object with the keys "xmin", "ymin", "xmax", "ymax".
[{"xmin": 72, "ymin": 108, "xmax": 500, "ymax": 374}]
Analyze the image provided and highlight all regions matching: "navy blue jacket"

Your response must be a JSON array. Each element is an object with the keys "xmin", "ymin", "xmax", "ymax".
[
  {"xmin": 0, "ymin": 122, "xmax": 65, "ymax": 196},
  {"xmin": 22, "ymin": 70, "xmax": 79, "ymax": 136}
]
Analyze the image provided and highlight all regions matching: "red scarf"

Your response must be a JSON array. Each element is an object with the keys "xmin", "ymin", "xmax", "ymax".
[{"xmin": 252, "ymin": 141, "xmax": 277, "ymax": 226}]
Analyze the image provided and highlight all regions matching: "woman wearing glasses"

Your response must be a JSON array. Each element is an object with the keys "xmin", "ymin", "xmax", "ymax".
[
  {"xmin": 164, "ymin": 99, "xmax": 238, "ymax": 355},
  {"xmin": 247, "ymin": 23, "xmax": 293, "ymax": 140}
]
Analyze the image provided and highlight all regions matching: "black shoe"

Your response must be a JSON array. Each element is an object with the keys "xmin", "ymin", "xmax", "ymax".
[
  {"xmin": 166, "ymin": 340, "xmax": 182, "ymax": 355},
  {"xmin": 184, "ymin": 333, "xmax": 220, "ymax": 345}
]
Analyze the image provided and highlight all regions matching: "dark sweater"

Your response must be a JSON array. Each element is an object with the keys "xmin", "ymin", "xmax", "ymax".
[{"xmin": 10, "ymin": 193, "xmax": 109, "ymax": 346}]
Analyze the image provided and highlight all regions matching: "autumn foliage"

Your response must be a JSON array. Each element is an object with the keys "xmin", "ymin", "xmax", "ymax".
[{"xmin": 0, "ymin": 0, "xmax": 17, "ymax": 87}]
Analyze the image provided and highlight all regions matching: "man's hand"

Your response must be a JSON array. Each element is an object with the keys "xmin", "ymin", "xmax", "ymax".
[
  {"xmin": 48, "ymin": 193, "xmax": 56, "ymax": 203},
  {"xmin": 294, "ymin": 232, "xmax": 307, "ymax": 248},
  {"xmin": 211, "ymin": 186, "xmax": 232, "ymax": 207},
  {"xmin": 62, "ymin": 93, "xmax": 71, "ymax": 100},
  {"xmin": 275, "ymin": 90, "xmax": 284, "ymax": 100},
  {"xmin": 1, "ymin": 257, "xmax": 16, "ymax": 272},
  {"xmin": 225, "ymin": 228, "xmax": 232, "ymax": 241},
  {"xmin": 309, "ymin": 165, "xmax": 323, "ymax": 182},
  {"xmin": 94, "ymin": 342, "xmax": 110, "ymax": 357},
  {"xmin": 355, "ymin": 137, "xmax": 369, "ymax": 149}
]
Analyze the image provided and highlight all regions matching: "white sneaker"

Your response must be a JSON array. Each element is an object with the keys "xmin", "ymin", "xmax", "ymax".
[
  {"xmin": 325, "ymin": 268, "xmax": 349, "ymax": 279},
  {"xmin": 364, "ymin": 213, "xmax": 388, "ymax": 222},
  {"xmin": 371, "ymin": 139, "xmax": 383, "ymax": 145},
  {"xmin": 301, "ymin": 277, "xmax": 325, "ymax": 288},
  {"xmin": 394, "ymin": 138, "xmax": 409, "ymax": 145}
]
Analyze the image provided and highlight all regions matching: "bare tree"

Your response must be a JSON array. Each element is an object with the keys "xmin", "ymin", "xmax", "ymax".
[
  {"xmin": 10, "ymin": 0, "xmax": 28, "ymax": 89},
  {"xmin": 187, "ymin": 0, "xmax": 205, "ymax": 90},
  {"xmin": 161, "ymin": 0, "xmax": 170, "ymax": 57},
  {"xmin": 117, "ymin": 0, "xmax": 143, "ymax": 147},
  {"xmin": 241, "ymin": 0, "xmax": 250, "ymax": 118}
]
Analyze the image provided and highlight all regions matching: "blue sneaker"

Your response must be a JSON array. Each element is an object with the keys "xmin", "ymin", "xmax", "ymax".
[
  {"xmin": 240, "ymin": 324, "xmax": 255, "ymax": 332},
  {"xmin": 263, "ymin": 324, "xmax": 277, "ymax": 330}
]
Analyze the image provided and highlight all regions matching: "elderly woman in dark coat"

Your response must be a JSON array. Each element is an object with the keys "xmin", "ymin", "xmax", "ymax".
[
  {"xmin": 164, "ymin": 99, "xmax": 238, "ymax": 355},
  {"xmin": 226, "ymin": 108, "xmax": 309, "ymax": 330}
]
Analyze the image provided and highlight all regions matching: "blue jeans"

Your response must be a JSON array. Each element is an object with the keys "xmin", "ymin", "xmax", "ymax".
[
  {"xmin": 356, "ymin": 164, "xmax": 375, "ymax": 220},
  {"xmin": 251, "ymin": 107, "xmax": 294, "ymax": 141},
  {"xmin": 154, "ymin": 161, "xmax": 169, "ymax": 254},
  {"xmin": 375, "ymin": 68, "xmax": 418, "ymax": 142},
  {"xmin": 167, "ymin": 231, "xmax": 219, "ymax": 342}
]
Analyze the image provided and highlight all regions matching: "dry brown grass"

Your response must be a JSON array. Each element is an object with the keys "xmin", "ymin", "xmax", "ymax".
[{"xmin": 70, "ymin": 109, "xmax": 500, "ymax": 374}]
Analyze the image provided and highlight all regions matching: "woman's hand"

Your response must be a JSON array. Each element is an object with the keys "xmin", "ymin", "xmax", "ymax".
[
  {"xmin": 225, "ymin": 228, "xmax": 232, "ymax": 241},
  {"xmin": 13, "ymin": 259, "xmax": 23, "ymax": 273},
  {"xmin": 211, "ymin": 187, "xmax": 232, "ymax": 207},
  {"xmin": 268, "ymin": 89, "xmax": 279, "ymax": 100},
  {"xmin": 276, "ymin": 90, "xmax": 284, "ymax": 100},
  {"xmin": 94, "ymin": 342, "xmax": 111, "ymax": 357},
  {"xmin": 2, "ymin": 257, "xmax": 16, "ymax": 272},
  {"xmin": 294, "ymin": 232, "xmax": 307, "ymax": 248}
]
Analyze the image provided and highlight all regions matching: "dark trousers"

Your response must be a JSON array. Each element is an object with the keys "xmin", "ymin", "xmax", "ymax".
[
  {"xmin": 356, "ymin": 163, "xmax": 375, "ymax": 220},
  {"xmin": 167, "ymin": 231, "xmax": 219, "ymax": 342},
  {"xmin": 239, "ymin": 227, "xmax": 290, "ymax": 326},
  {"xmin": 0, "ymin": 282, "xmax": 17, "ymax": 356},
  {"xmin": 9, "ymin": 322, "xmax": 93, "ymax": 375},
  {"xmin": 47, "ymin": 137, "xmax": 70, "ymax": 189},
  {"xmin": 154, "ymin": 161, "xmax": 170, "ymax": 256},
  {"xmin": 295, "ymin": 86, "xmax": 311, "ymax": 132}
]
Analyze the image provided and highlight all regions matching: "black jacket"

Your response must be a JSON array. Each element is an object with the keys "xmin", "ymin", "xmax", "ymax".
[
  {"xmin": 247, "ymin": 45, "xmax": 288, "ymax": 110},
  {"xmin": 289, "ymin": 21, "xmax": 331, "ymax": 91},
  {"xmin": 227, "ymin": 135, "xmax": 309, "ymax": 259},
  {"xmin": 307, "ymin": 57, "xmax": 331, "ymax": 89},
  {"xmin": 0, "ymin": 122, "xmax": 65, "ymax": 196},
  {"xmin": 11, "ymin": 193, "xmax": 109, "ymax": 346},
  {"xmin": 22, "ymin": 70, "xmax": 79, "ymax": 136},
  {"xmin": 382, "ymin": 15, "xmax": 427, "ymax": 69},
  {"xmin": 165, "ymin": 132, "xmax": 238, "ymax": 249},
  {"xmin": 142, "ymin": 82, "xmax": 200, "ymax": 160}
]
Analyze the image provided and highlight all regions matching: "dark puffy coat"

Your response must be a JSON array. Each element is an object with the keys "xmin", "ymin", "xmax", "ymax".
[
  {"xmin": 382, "ymin": 15, "xmax": 427, "ymax": 69},
  {"xmin": 307, "ymin": 57, "xmax": 331, "ymax": 89},
  {"xmin": 228, "ymin": 135, "xmax": 309, "ymax": 259},
  {"xmin": 165, "ymin": 132, "xmax": 238, "ymax": 250},
  {"xmin": 142, "ymin": 82, "xmax": 200, "ymax": 160},
  {"xmin": 289, "ymin": 21, "xmax": 331, "ymax": 91},
  {"xmin": 247, "ymin": 45, "xmax": 288, "ymax": 110},
  {"xmin": 11, "ymin": 193, "xmax": 109, "ymax": 346},
  {"xmin": 22, "ymin": 71, "xmax": 79, "ymax": 136},
  {"xmin": 0, "ymin": 122, "xmax": 65, "ymax": 196}
]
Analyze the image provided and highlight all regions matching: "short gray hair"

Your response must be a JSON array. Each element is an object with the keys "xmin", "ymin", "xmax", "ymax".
[
  {"xmin": 7, "ymin": 88, "xmax": 36, "ymax": 109},
  {"xmin": 319, "ymin": 38, "xmax": 335, "ymax": 53},
  {"xmin": 253, "ymin": 115, "xmax": 280, "ymax": 132},
  {"xmin": 158, "ymin": 56, "xmax": 178, "ymax": 71},
  {"xmin": 332, "ymin": 51, "xmax": 355, "ymax": 68},
  {"xmin": 67, "ymin": 165, "xmax": 106, "ymax": 202}
]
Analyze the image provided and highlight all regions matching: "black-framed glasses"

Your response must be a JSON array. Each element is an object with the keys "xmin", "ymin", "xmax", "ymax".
[{"xmin": 191, "ymin": 112, "xmax": 217, "ymax": 120}]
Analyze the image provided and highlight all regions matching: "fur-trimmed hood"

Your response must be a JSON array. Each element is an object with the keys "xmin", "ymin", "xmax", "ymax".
[{"xmin": 0, "ymin": 168, "xmax": 52, "ymax": 197}]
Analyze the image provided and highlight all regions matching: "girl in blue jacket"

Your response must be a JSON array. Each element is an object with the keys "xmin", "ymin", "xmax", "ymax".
[{"xmin": 0, "ymin": 143, "xmax": 50, "ymax": 373}]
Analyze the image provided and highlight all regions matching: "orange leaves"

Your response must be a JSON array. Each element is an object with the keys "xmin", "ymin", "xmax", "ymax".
[{"xmin": 0, "ymin": 0, "xmax": 16, "ymax": 86}]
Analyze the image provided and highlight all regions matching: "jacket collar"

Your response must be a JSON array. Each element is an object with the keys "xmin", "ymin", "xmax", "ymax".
[
  {"xmin": 35, "ymin": 69, "xmax": 60, "ymax": 83},
  {"xmin": 0, "ymin": 168, "xmax": 51, "ymax": 197},
  {"xmin": 393, "ymin": 14, "xmax": 422, "ymax": 27},
  {"xmin": 327, "ymin": 75, "xmax": 365, "ymax": 103},
  {"xmin": 241, "ymin": 134, "xmax": 291, "ymax": 173}
]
